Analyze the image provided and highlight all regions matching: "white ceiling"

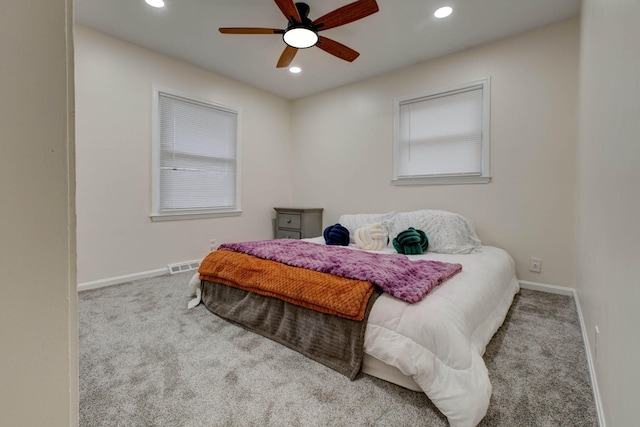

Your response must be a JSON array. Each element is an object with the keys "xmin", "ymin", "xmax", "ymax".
[{"xmin": 74, "ymin": 0, "xmax": 581, "ymax": 100}]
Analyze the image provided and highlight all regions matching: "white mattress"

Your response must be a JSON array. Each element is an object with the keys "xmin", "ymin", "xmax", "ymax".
[{"xmin": 306, "ymin": 239, "xmax": 519, "ymax": 427}]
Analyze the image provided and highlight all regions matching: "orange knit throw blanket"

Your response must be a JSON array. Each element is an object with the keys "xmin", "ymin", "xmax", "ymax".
[{"xmin": 199, "ymin": 250, "xmax": 374, "ymax": 321}]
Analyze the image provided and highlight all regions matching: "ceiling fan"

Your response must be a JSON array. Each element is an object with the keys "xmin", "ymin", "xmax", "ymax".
[{"xmin": 219, "ymin": 0, "xmax": 379, "ymax": 68}]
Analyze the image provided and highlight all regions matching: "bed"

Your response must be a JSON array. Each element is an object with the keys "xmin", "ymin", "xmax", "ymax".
[{"xmin": 190, "ymin": 209, "xmax": 519, "ymax": 427}]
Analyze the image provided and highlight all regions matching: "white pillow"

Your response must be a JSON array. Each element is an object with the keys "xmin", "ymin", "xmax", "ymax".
[
  {"xmin": 338, "ymin": 211, "xmax": 395, "ymax": 243},
  {"xmin": 388, "ymin": 209, "xmax": 481, "ymax": 254}
]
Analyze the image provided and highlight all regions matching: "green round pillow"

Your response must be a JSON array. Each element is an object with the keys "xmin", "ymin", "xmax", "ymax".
[{"xmin": 392, "ymin": 227, "xmax": 429, "ymax": 255}]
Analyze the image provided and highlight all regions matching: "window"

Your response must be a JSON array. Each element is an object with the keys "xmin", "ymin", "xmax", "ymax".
[
  {"xmin": 392, "ymin": 78, "xmax": 491, "ymax": 185},
  {"xmin": 151, "ymin": 89, "xmax": 241, "ymax": 221}
]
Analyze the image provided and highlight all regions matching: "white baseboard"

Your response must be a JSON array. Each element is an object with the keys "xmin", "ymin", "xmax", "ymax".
[
  {"xmin": 518, "ymin": 280, "xmax": 575, "ymax": 296},
  {"xmin": 518, "ymin": 280, "xmax": 606, "ymax": 427},
  {"xmin": 77, "ymin": 267, "xmax": 168, "ymax": 292},
  {"xmin": 574, "ymin": 292, "xmax": 607, "ymax": 427}
]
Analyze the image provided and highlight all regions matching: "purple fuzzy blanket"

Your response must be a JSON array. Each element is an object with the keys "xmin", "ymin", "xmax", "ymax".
[{"xmin": 219, "ymin": 240, "xmax": 462, "ymax": 303}]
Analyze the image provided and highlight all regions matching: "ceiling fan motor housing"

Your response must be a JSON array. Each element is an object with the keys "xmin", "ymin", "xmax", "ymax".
[{"xmin": 293, "ymin": 2, "xmax": 312, "ymax": 26}]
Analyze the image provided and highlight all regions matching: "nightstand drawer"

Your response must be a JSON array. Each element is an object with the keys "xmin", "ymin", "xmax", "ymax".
[
  {"xmin": 276, "ymin": 229, "xmax": 301, "ymax": 239},
  {"xmin": 278, "ymin": 213, "xmax": 301, "ymax": 230}
]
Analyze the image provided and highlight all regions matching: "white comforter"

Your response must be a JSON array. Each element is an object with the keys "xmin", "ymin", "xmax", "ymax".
[
  {"xmin": 367, "ymin": 246, "xmax": 518, "ymax": 426},
  {"xmin": 305, "ymin": 239, "xmax": 519, "ymax": 427}
]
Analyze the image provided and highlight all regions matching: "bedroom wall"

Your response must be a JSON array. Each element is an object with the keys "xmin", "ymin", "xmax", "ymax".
[
  {"xmin": 75, "ymin": 25, "xmax": 292, "ymax": 284},
  {"xmin": 291, "ymin": 18, "xmax": 579, "ymax": 286},
  {"xmin": 0, "ymin": 1, "xmax": 77, "ymax": 426},
  {"xmin": 577, "ymin": 0, "xmax": 640, "ymax": 425}
]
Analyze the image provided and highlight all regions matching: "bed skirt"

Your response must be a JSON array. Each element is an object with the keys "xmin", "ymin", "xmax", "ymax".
[{"xmin": 201, "ymin": 280, "xmax": 382, "ymax": 380}]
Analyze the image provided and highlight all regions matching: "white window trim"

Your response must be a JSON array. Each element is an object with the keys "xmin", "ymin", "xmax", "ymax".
[
  {"xmin": 392, "ymin": 78, "xmax": 491, "ymax": 186},
  {"xmin": 150, "ymin": 86, "xmax": 242, "ymax": 221}
]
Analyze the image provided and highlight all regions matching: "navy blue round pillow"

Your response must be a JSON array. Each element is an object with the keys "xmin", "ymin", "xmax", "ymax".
[{"xmin": 323, "ymin": 223, "xmax": 350, "ymax": 246}]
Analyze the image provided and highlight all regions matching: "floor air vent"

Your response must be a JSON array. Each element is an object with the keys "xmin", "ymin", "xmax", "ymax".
[{"xmin": 168, "ymin": 260, "xmax": 201, "ymax": 274}]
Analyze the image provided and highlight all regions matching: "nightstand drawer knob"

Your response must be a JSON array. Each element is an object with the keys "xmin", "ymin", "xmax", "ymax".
[{"xmin": 286, "ymin": 219, "xmax": 292, "ymax": 224}]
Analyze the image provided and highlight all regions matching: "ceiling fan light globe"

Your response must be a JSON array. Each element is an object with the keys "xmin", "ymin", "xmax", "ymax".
[{"xmin": 283, "ymin": 27, "xmax": 318, "ymax": 49}]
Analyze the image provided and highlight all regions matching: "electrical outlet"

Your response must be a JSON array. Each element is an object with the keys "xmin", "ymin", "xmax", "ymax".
[
  {"xmin": 528, "ymin": 257, "xmax": 542, "ymax": 273},
  {"xmin": 209, "ymin": 239, "xmax": 218, "ymax": 251}
]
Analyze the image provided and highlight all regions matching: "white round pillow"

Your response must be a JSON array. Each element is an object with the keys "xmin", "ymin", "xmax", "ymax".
[{"xmin": 354, "ymin": 223, "xmax": 388, "ymax": 251}]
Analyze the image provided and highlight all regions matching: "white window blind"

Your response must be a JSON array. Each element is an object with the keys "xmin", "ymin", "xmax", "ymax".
[
  {"xmin": 393, "ymin": 78, "xmax": 490, "ymax": 185},
  {"xmin": 153, "ymin": 91, "xmax": 241, "ymax": 220}
]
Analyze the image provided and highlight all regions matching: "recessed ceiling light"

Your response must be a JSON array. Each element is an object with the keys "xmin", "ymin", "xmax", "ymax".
[
  {"xmin": 145, "ymin": 0, "xmax": 165, "ymax": 8},
  {"xmin": 289, "ymin": 66, "xmax": 302, "ymax": 74},
  {"xmin": 434, "ymin": 6, "xmax": 453, "ymax": 19}
]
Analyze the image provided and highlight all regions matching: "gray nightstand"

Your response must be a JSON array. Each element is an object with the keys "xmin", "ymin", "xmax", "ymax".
[{"xmin": 274, "ymin": 207, "xmax": 323, "ymax": 239}]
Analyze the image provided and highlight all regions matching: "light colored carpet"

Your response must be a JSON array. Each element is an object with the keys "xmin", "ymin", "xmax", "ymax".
[{"xmin": 79, "ymin": 272, "xmax": 597, "ymax": 426}]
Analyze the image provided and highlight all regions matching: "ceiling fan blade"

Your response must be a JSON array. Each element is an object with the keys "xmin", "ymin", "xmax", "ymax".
[
  {"xmin": 219, "ymin": 27, "xmax": 284, "ymax": 34},
  {"xmin": 274, "ymin": 0, "xmax": 301, "ymax": 24},
  {"xmin": 277, "ymin": 45, "xmax": 298, "ymax": 68},
  {"xmin": 312, "ymin": 0, "xmax": 379, "ymax": 32},
  {"xmin": 316, "ymin": 36, "xmax": 360, "ymax": 62}
]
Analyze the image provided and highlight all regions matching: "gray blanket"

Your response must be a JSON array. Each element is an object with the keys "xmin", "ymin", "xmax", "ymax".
[{"xmin": 200, "ymin": 280, "xmax": 381, "ymax": 380}]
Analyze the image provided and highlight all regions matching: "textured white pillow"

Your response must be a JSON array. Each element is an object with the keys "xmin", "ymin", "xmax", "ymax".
[
  {"xmin": 338, "ymin": 211, "xmax": 395, "ymax": 243},
  {"xmin": 388, "ymin": 209, "xmax": 482, "ymax": 254}
]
